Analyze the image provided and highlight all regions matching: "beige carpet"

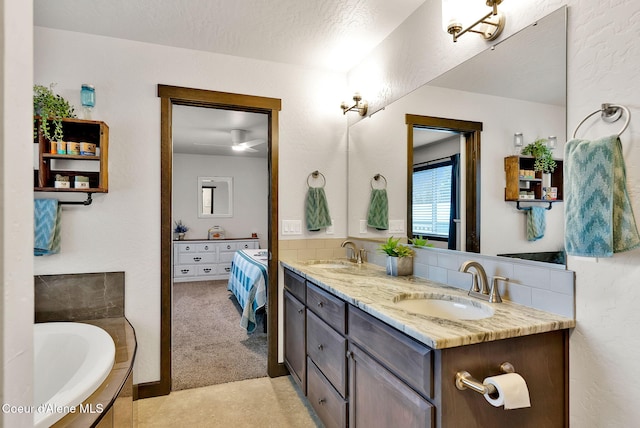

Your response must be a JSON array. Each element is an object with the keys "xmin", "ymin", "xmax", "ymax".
[{"xmin": 172, "ymin": 280, "xmax": 267, "ymax": 391}]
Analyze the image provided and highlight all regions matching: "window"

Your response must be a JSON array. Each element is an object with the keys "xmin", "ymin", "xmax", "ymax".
[{"xmin": 412, "ymin": 161, "xmax": 452, "ymax": 239}]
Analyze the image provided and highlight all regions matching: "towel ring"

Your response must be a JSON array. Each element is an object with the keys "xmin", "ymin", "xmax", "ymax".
[
  {"xmin": 572, "ymin": 103, "xmax": 631, "ymax": 139},
  {"xmin": 370, "ymin": 173, "xmax": 387, "ymax": 190},
  {"xmin": 307, "ymin": 170, "xmax": 326, "ymax": 188}
]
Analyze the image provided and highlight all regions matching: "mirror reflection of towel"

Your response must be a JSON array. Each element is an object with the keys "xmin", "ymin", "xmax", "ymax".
[
  {"xmin": 526, "ymin": 207, "xmax": 546, "ymax": 241},
  {"xmin": 367, "ymin": 188, "xmax": 389, "ymax": 230},
  {"xmin": 305, "ymin": 187, "xmax": 332, "ymax": 231},
  {"xmin": 34, "ymin": 199, "xmax": 61, "ymax": 256}
]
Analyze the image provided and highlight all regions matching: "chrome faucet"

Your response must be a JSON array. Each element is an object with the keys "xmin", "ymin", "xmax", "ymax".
[
  {"xmin": 341, "ymin": 240, "xmax": 363, "ymax": 264},
  {"xmin": 459, "ymin": 260, "xmax": 507, "ymax": 303}
]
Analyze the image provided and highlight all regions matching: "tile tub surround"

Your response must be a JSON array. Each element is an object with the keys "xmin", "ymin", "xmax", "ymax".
[
  {"xmin": 281, "ymin": 260, "xmax": 575, "ymax": 350},
  {"xmin": 35, "ymin": 272, "xmax": 125, "ymax": 322},
  {"xmin": 354, "ymin": 239, "xmax": 576, "ymax": 319}
]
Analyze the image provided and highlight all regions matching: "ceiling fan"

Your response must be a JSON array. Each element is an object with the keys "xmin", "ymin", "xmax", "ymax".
[
  {"xmin": 230, "ymin": 129, "xmax": 265, "ymax": 152},
  {"xmin": 193, "ymin": 129, "xmax": 265, "ymax": 152}
]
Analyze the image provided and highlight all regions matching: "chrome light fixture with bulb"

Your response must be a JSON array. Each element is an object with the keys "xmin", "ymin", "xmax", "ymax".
[
  {"xmin": 340, "ymin": 93, "xmax": 368, "ymax": 116},
  {"xmin": 442, "ymin": 0, "xmax": 506, "ymax": 43}
]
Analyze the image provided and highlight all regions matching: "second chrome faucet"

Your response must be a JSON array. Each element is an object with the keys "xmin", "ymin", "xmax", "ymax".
[{"xmin": 459, "ymin": 260, "xmax": 507, "ymax": 303}]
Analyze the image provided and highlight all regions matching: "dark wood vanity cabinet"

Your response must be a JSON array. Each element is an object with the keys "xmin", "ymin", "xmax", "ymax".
[
  {"xmin": 283, "ymin": 269, "xmax": 306, "ymax": 392},
  {"xmin": 282, "ymin": 267, "xmax": 569, "ymax": 428}
]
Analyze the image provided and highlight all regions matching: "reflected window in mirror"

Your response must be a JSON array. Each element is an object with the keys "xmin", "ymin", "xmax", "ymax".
[
  {"xmin": 412, "ymin": 155, "xmax": 460, "ymax": 249},
  {"xmin": 198, "ymin": 176, "xmax": 233, "ymax": 218}
]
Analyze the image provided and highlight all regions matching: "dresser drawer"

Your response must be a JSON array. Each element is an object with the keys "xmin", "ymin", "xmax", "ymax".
[
  {"xmin": 218, "ymin": 262, "xmax": 232, "ymax": 275},
  {"xmin": 307, "ymin": 358, "xmax": 347, "ymax": 428},
  {"xmin": 219, "ymin": 252, "xmax": 235, "ymax": 263},
  {"xmin": 175, "ymin": 243, "xmax": 197, "ymax": 253},
  {"xmin": 238, "ymin": 241, "xmax": 258, "ymax": 250},
  {"xmin": 178, "ymin": 253, "xmax": 216, "ymax": 265},
  {"xmin": 307, "ymin": 282, "xmax": 346, "ymax": 334},
  {"xmin": 307, "ymin": 310, "xmax": 347, "ymax": 397},
  {"xmin": 195, "ymin": 243, "xmax": 216, "ymax": 252},
  {"xmin": 284, "ymin": 269, "xmax": 306, "ymax": 303},
  {"xmin": 174, "ymin": 265, "xmax": 196, "ymax": 278},
  {"xmin": 197, "ymin": 265, "xmax": 216, "ymax": 276},
  {"xmin": 348, "ymin": 305, "xmax": 433, "ymax": 399}
]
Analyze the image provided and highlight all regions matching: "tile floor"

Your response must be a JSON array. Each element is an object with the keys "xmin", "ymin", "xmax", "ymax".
[{"xmin": 135, "ymin": 376, "xmax": 321, "ymax": 427}]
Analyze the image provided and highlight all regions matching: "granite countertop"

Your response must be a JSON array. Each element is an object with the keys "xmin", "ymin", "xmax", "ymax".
[{"xmin": 281, "ymin": 259, "xmax": 575, "ymax": 349}]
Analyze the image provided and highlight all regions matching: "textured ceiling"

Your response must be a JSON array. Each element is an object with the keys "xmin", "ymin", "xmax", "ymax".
[{"xmin": 34, "ymin": 0, "xmax": 426, "ymax": 72}]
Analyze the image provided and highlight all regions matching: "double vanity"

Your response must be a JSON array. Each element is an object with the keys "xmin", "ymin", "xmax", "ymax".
[{"xmin": 282, "ymin": 259, "xmax": 575, "ymax": 427}]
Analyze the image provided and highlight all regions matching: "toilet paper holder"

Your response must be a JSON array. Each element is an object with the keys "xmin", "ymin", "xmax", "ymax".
[{"xmin": 455, "ymin": 362, "xmax": 515, "ymax": 396}]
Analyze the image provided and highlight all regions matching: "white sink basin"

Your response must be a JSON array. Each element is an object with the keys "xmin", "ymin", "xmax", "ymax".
[
  {"xmin": 393, "ymin": 293, "xmax": 494, "ymax": 321},
  {"xmin": 305, "ymin": 260, "xmax": 353, "ymax": 269}
]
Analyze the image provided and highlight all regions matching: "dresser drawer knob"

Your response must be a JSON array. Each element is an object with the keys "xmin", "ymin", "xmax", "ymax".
[
  {"xmin": 185, "ymin": 246, "xmax": 190, "ymax": 251},
  {"xmin": 203, "ymin": 268, "xmax": 211, "ymax": 273},
  {"xmin": 226, "ymin": 245, "xmax": 232, "ymax": 249},
  {"xmin": 193, "ymin": 257, "xmax": 202, "ymax": 262},
  {"xmin": 204, "ymin": 245, "xmax": 209, "ymax": 250},
  {"xmin": 181, "ymin": 269, "xmax": 189, "ymax": 274},
  {"xmin": 225, "ymin": 267, "xmax": 231, "ymax": 272}
]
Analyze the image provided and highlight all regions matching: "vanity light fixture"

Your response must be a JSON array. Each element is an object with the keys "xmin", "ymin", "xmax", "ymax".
[
  {"xmin": 442, "ymin": 0, "xmax": 506, "ymax": 43},
  {"xmin": 340, "ymin": 93, "xmax": 368, "ymax": 116}
]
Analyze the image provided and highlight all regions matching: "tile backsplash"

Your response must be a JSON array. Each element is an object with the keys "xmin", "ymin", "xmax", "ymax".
[{"xmin": 34, "ymin": 271, "xmax": 125, "ymax": 322}]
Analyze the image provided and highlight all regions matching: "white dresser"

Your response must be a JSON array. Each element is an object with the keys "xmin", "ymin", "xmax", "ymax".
[{"xmin": 173, "ymin": 239, "xmax": 259, "ymax": 282}]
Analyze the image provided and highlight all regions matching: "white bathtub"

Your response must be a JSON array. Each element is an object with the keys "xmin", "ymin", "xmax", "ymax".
[{"xmin": 34, "ymin": 322, "xmax": 115, "ymax": 428}]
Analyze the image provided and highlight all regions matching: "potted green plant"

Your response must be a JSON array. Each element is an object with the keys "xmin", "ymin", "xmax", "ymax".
[
  {"xmin": 379, "ymin": 236, "xmax": 415, "ymax": 276},
  {"xmin": 33, "ymin": 83, "xmax": 76, "ymax": 142},
  {"xmin": 520, "ymin": 138, "xmax": 557, "ymax": 173},
  {"xmin": 410, "ymin": 236, "xmax": 434, "ymax": 248},
  {"xmin": 174, "ymin": 220, "xmax": 189, "ymax": 240}
]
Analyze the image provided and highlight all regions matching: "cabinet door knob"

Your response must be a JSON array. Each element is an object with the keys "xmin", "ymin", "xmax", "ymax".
[
  {"xmin": 317, "ymin": 301, "xmax": 324, "ymax": 308},
  {"xmin": 317, "ymin": 344, "xmax": 324, "ymax": 351},
  {"xmin": 318, "ymin": 399, "xmax": 326, "ymax": 405},
  {"xmin": 297, "ymin": 308, "xmax": 304, "ymax": 314},
  {"xmin": 346, "ymin": 350, "xmax": 353, "ymax": 359}
]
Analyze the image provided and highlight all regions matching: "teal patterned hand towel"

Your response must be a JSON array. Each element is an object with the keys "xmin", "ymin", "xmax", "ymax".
[
  {"xmin": 526, "ymin": 207, "xmax": 546, "ymax": 241},
  {"xmin": 305, "ymin": 187, "xmax": 332, "ymax": 231},
  {"xmin": 34, "ymin": 199, "xmax": 61, "ymax": 256},
  {"xmin": 564, "ymin": 135, "xmax": 640, "ymax": 257},
  {"xmin": 367, "ymin": 188, "xmax": 389, "ymax": 230}
]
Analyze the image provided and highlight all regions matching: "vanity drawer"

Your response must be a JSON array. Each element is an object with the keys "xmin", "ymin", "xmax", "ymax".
[
  {"xmin": 174, "ymin": 265, "xmax": 196, "ymax": 278},
  {"xmin": 307, "ymin": 282, "xmax": 346, "ymax": 334},
  {"xmin": 284, "ymin": 269, "xmax": 306, "ymax": 303},
  {"xmin": 307, "ymin": 358, "xmax": 347, "ymax": 428},
  {"xmin": 348, "ymin": 305, "xmax": 433, "ymax": 399},
  {"xmin": 197, "ymin": 265, "xmax": 216, "ymax": 276},
  {"xmin": 307, "ymin": 310, "xmax": 347, "ymax": 397},
  {"xmin": 178, "ymin": 253, "xmax": 216, "ymax": 265}
]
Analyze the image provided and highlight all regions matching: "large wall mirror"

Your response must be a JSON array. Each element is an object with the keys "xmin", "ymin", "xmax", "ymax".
[
  {"xmin": 348, "ymin": 6, "xmax": 567, "ymax": 257},
  {"xmin": 197, "ymin": 176, "xmax": 233, "ymax": 218}
]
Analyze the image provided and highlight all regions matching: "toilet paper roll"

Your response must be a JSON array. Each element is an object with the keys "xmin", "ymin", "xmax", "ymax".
[{"xmin": 483, "ymin": 373, "xmax": 531, "ymax": 409}]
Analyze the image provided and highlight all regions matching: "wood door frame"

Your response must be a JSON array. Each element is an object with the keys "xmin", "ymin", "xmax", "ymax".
[
  {"xmin": 406, "ymin": 114, "xmax": 482, "ymax": 253},
  {"xmin": 137, "ymin": 85, "xmax": 285, "ymax": 399}
]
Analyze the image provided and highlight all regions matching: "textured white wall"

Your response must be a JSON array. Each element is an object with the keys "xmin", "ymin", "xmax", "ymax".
[
  {"xmin": 351, "ymin": 0, "xmax": 640, "ymax": 425},
  {"xmin": 1, "ymin": 1, "xmax": 34, "ymax": 426},
  {"xmin": 33, "ymin": 27, "xmax": 347, "ymax": 384},
  {"xmin": 173, "ymin": 153, "xmax": 268, "ymax": 247}
]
